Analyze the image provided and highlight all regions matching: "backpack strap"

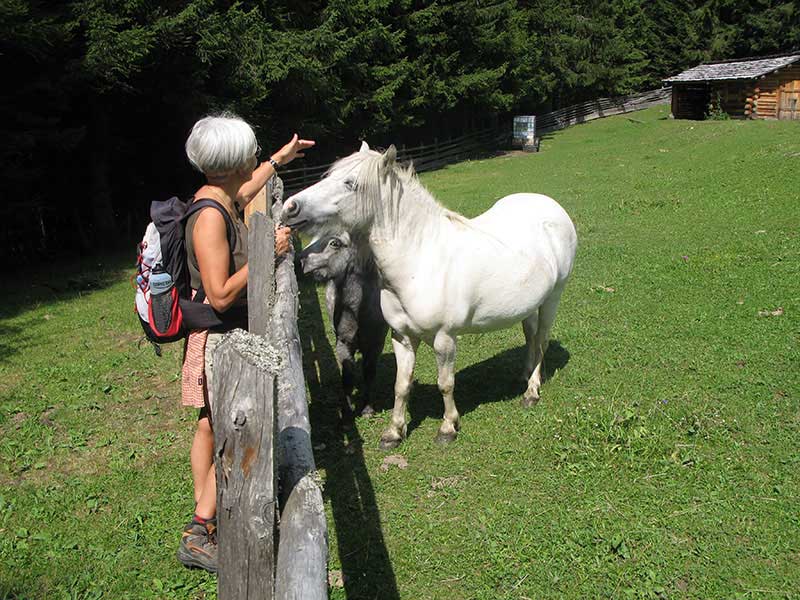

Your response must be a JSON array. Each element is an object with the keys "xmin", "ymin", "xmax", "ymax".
[{"xmin": 183, "ymin": 198, "xmax": 238, "ymax": 304}]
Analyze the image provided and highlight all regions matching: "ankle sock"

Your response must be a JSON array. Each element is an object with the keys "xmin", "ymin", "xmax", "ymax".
[{"xmin": 193, "ymin": 514, "xmax": 216, "ymax": 526}]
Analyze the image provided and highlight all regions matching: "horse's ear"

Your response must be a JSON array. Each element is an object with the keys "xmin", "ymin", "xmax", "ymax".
[
  {"xmin": 381, "ymin": 144, "xmax": 397, "ymax": 169},
  {"xmin": 359, "ymin": 141, "xmax": 370, "ymax": 153}
]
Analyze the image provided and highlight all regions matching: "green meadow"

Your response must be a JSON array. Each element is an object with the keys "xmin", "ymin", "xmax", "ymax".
[{"xmin": 1, "ymin": 105, "xmax": 798, "ymax": 599}]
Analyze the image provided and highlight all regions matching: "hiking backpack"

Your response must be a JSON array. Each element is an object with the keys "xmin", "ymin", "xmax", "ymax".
[{"xmin": 134, "ymin": 197, "xmax": 236, "ymax": 350}]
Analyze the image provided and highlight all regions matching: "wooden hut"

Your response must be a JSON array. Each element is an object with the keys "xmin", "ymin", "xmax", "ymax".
[{"xmin": 664, "ymin": 53, "xmax": 800, "ymax": 120}]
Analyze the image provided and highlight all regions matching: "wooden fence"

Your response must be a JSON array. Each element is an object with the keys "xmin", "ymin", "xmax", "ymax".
[
  {"xmin": 212, "ymin": 178, "xmax": 328, "ymax": 600},
  {"xmin": 278, "ymin": 88, "xmax": 670, "ymax": 197},
  {"xmin": 536, "ymin": 88, "xmax": 671, "ymax": 134},
  {"xmin": 281, "ymin": 128, "xmax": 509, "ymax": 195}
]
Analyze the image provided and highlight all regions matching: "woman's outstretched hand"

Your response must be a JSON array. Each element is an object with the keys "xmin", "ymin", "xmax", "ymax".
[{"xmin": 273, "ymin": 134, "xmax": 315, "ymax": 167}]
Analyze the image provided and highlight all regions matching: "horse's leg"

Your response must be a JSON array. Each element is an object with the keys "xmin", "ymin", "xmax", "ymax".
[
  {"xmin": 523, "ymin": 288, "xmax": 563, "ymax": 408},
  {"xmin": 379, "ymin": 331, "xmax": 419, "ymax": 450},
  {"xmin": 433, "ymin": 331, "xmax": 460, "ymax": 444},
  {"xmin": 336, "ymin": 339, "xmax": 357, "ymax": 414},
  {"xmin": 360, "ymin": 345, "xmax": 378, "ymax": 418},
  {"xmin": 521, "ymin": 312, "xmax": 539, "ymax": 383}
]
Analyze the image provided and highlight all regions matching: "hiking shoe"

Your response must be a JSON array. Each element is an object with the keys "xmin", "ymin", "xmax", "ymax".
[{"xmin": 176, "ymin": 518, "xmax": 218, "ymax": 573}]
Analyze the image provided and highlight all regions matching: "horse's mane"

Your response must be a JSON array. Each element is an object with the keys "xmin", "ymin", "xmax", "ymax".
[{"xmin": 327, "ymin": 150, "xmax": 468, "ymax": 241}]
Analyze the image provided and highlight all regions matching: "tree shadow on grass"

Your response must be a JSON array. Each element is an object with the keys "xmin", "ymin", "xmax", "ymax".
[
  {"xmin": 0, "ymin": 251, "xmax": 132, "ymax": 361},
  {"xmin": 298, "ymin": 278, "xmax": 400, "ymax": 600},
  {"xmin": 0, "ymin": 322, "xmax": 25, "ymax": 363},
  {"xmin": 404, "ymin": 340, "xmax": 570, "ymax": 438}
]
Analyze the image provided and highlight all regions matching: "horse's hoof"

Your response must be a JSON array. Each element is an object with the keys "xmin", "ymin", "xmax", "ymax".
[
  {"xmin": 360, "ymin": 404, "xmax": 376, "ymax": 418},
  {"xmin": 379, "ymin": 434, "xmax": 403, "ymax": 450},
  {"xmin": 434, "ymin": 430, "xmax": 458, "ymax": 445},
  {"xmin": 521, "ymin": 395, "xmax": 540, "ymax": 409}
]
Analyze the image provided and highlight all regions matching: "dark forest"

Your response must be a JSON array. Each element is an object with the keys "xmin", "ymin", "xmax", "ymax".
[{"xmin": 2, "ymin": 0, "xmax": 798, "ymax": 266}]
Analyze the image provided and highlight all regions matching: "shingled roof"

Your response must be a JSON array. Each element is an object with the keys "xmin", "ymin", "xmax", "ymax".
[{"xmin": 664, "ymin": 53, "xmax": 800, "ymax": 83}]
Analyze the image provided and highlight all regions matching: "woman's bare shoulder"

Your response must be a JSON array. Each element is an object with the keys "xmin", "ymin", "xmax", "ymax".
[{"xmin": 193, "ymin": 204, "xmax": 227, "ymax": 241}]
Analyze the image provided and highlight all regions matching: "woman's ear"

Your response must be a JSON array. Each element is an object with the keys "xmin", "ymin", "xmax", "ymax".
[
  {"xmin": 238, "ymin": 170, "xmax": 253, "ymax": 184},
  {"xmin": 240, "ymin": 158, "xmax": 257, "ymax": 180}
]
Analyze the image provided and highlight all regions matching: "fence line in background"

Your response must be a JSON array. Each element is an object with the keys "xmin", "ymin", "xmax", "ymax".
[
  {"xmin": 279, "ymin": 88, "xmax": 671, "ymax": 197},
  {"xmin": 281, "ymin": 128, "xmax": 508, "ymax": 195},
  {"xmin": 536, "ymin": 88, "xmax": 671, "ymax": 134}
]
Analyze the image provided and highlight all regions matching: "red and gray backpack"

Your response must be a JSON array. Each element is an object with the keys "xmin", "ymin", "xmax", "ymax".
[{"xmin": 134, "ymin": 197, "xmax": 236, "ymax": 352}]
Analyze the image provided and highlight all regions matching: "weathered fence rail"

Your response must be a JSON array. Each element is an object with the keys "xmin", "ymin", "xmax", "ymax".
[
  {"xmin": 270, "ymin": 196, "xmax": 328, "ymax": 600},
  {"xmin": 212, "ymin": 178, "xmax": 328, "ymax": 600}
]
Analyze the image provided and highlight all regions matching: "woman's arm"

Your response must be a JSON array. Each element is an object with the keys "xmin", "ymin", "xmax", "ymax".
[
  {"xmin": 193, "ymin": 208, "xmax": 248, "ymax": 313},
  {"xmin": 238, "ymin": 134, "xmax": 316, "ymax": 204},
  {"xmin": 238, "ymin": 160, "xmax": 278, "ymax": 205}
]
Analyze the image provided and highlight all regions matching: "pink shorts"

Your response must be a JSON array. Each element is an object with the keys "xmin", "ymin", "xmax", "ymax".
[{"xmin": 181, "ymin": 331, "xmax": 223, "ymax": 410}]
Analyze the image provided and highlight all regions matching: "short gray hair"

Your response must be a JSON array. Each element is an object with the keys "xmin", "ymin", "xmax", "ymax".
[{"xmin": 185, "ymin": 113, "xmax": 257, "ymax": 177}]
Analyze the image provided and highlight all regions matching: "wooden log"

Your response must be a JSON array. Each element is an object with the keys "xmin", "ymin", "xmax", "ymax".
[
  {"xmin": 274, "ymin": 476, "xmax": 327, "ymax": 600},
  {"xmin": 269, "ymin": 198, "xmax": 315, "ymax": 503},
  {"xmin": 213, "ymin": 330, "xmax": 281, "ymax": 600},
  {"xmin": 248, "ymin": 211, "xmax": 275, "ymax": 336},
  {"xmin": 269, "ymin": 197, "xmax": 328, "ymax": 600}
]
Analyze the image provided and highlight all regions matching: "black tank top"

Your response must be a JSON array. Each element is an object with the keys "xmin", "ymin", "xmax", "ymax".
[{"xmin": 184, "ymin": 200, "xmax": 249, "ymax": 330}]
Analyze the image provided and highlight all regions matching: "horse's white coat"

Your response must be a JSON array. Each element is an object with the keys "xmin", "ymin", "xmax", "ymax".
[{"xmin": 282, "ymin": 144, "xmax": 577, "ymax": 446}]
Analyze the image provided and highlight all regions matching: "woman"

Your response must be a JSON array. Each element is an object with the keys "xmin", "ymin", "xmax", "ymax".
[{"xmin": 176, "ymin": 113, "xmax": 314, "ymax": 573}]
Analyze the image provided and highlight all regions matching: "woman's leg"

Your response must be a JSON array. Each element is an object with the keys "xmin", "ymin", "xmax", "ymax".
[
  {"xmin": 194, "ymin": 332, "xmax": 222, "ymax": 520},
  {"xmin": 190, "ymin": 410, "xmax": 214, "ymax": 503},
  {"xmin": 195, "ymin": 463, "xmax": 216, "ymax": 520}
]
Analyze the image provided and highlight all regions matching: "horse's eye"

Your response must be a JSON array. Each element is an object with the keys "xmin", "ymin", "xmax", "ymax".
[
  {"xmin": 329, "ymin": 239, "xmax": 342, "ymax": 248},
  {"xmin": 344, "ymin": 179, "xmax": 357, "ymax": 191}
]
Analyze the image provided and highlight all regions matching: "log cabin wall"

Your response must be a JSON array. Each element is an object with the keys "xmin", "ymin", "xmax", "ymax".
[
  {"xmin": 709, "ymin": 81, "xmax": 752, "ymax": 118},
  {"xmin": 753, "ymin": 64, "xmax": 800, "ymax": 119},
  {"xmin": 670, "ymin": 82, "xmax": 752, "ymax": 120}
]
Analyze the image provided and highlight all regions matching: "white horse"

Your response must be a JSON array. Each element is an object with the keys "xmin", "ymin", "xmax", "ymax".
[{"xmin": 282, "ymin": 143, "xmax": 577, "ymax": 448}]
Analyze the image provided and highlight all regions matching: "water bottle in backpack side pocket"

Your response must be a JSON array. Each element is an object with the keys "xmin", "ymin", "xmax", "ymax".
[{"xmin": 149, "ymin": 265, "xmax": 175, "ymax": 334}]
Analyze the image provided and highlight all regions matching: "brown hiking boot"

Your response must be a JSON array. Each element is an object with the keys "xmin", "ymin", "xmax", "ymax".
[{"xmin": 176, "ymin": 517, "xmax": 218, "ymax": 573}]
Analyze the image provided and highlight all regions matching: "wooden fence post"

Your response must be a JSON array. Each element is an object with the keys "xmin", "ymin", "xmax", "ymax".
[
  {"xmin": 245, "ymin": 178, "xmax": 275, "ymax": 335},
  {"xmin": 247, "ymin": 216, "xmax": 275, "ymax": 335},
  {"xmin": 213, "ymin": 330, "xmax": 279, "ymax": 600}
]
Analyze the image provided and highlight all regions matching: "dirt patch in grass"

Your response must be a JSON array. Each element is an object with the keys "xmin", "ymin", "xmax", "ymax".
[
  {"xmin": 427, "ymin": 475, "xmax": 466, "ymax": 497},
  {"xmin": 495, "ymin": 149, "xmax": 536, "ymax": 159},
  {"xmin": 0, "ymin": 372, "xmax": 24, "ymax": 399},
  {"xmin": 110, "ymin": 329, "xmax": 147, "ymax": 349}
]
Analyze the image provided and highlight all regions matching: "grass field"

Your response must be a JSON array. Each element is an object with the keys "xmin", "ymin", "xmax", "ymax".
[{"xmin": 1, "ymin": 105, "xmax": 799, "ymax": 599}]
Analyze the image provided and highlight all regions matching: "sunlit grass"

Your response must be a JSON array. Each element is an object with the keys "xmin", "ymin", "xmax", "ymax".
[{"xmin": 1, "ymin": 106, "xmax": 799, "ymax": 599}]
